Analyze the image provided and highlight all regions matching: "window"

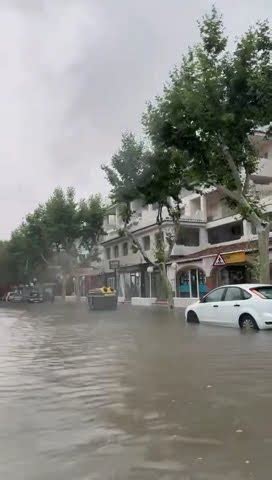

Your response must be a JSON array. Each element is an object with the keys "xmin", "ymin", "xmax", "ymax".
[
  {"xmin": 107, "ymin": 277, "xmax": 115, "ymax": 289},
  {"xmin": 203, "ymin": 288, "xmax": 225, "ymax": 303},
  {"xmin": 114, "ymin": 245, "xmax": 119, "ymax": 258},
  {"xmin": 106, "ymin": 247, "xmax": 111, "ymax": 260},
  {"xmin": 251, "ymin": 286, "xmax": 272, "ymax": 299},
  {"xmin": 178, "ymin": 268, "xmax": 208, "ymax": 298},
  {"xmin": 224, "ymin": 287, "xmax": 248, "ymax": 301},
  {"xmin": 177, "ymin": 227, "xmax": 200, "ymax": 246},
  {"xmin": 122, "ymin": 242, "xmax": 128, "ymax": 256},
  {"xmin": 143, "ymin": 235, "xmax": 151, "ymax": 251},
  {"xmin": 208, "ymin": 221, "xmax": 243, "ymax": 245}
]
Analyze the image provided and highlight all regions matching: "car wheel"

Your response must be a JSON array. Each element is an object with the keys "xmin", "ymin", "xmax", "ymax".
[
  {"xmin": 187, "ymin": 311, "xmax": 199, "ymax": 324},
  {"xmin": 239, "ymin": 314, "xmax": 259, "ymax": 331}
]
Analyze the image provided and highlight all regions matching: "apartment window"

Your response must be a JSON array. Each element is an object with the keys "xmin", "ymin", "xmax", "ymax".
[
  {"xmin": 208, "ymin": 221, "xmax": 243, "ymax": 245},
  {"xmin": 106, "ymin": 247, "xmax": 111, "ymax": 260},
  {"xmin": 143, "ymin": 235, "xmax": 151, "ymax": 251},
  {"xmin": 114, "ymin": 245, "xmax": 119, "ymax": 258},
  {"xmin": 123, "ymin": 242, "xmax": 128, "ymax": 256},
  {"xmin": 177, "ymin": 227, "xmax": 200, "ymax": 246}
]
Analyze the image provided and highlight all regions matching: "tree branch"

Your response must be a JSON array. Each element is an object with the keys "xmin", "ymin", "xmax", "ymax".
[
  {"xmin": 242, "ymin": 171, "xmax": 250, "ymax": 194},
  {"xmin": 220, "ymin": 143, "xmax": 242, "ymax": 191},
  {"xmin": 123, "ymin": 225, "xmax": 155, "ymax": 266},
  {"xmin": 41, "ymin": 253, "xmax": 50, "ymax": 265},
  {"xmin": 216, "ymin": 184, "xmax": 266, "ymax": 229}
]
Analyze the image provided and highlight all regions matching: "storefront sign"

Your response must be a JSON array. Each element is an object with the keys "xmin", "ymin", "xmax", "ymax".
[
  {"xmin": 213, "ymin": 252, "xmax": 246, "ymax": 267},
  {"xmin": 109, "ymin": 260, "xmax": 120, "ymax": 270},
  {"xmin": 224, "ymin": 252, "xmax": 246, "ymax": 264}
]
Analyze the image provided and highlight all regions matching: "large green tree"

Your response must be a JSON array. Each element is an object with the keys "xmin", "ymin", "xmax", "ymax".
[
  {"xmin": 4, "ymin": 188, "xmax": 105, "ymax": 298},
  {"xmin": 0, "ymin": 241, "xmax": 15, "ymax": 289},
  {"xmin": 103, "ymin": 132, "xmax": 186, "ymax": 308},
  {"xmin": 7, "ymin": 205, "xmax": 50, "ymax": 284},
  {"xmin": 78, "ymin": 194, "xmax": 106, "ymax": 266},
  {"xmin": 144, "ymin": 7, "xmax": 272, "ymax": 282},
  {"xmin": 44, "ymin": 187, "xmax": 105, "ymax": 298}
]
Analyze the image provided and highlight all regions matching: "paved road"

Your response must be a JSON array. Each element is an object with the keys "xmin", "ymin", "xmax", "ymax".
[{"xmin": 0, "ymin": 302, "xmax": 271, "ymax": 479}]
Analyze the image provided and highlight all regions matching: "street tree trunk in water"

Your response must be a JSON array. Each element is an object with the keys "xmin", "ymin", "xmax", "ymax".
[
  {"xmin": 75, "ymin": 276, "xmax": 81, "ymax": 302},
  {"xmin": 124, "ymin": 225, "xmax": 175, "ymax": 309},
  {"xmin": 257, "ymin": 223, "xmax": 270, "ymax": 283},
  {"xmin": 61, "ymin": 275, "xmax": 66, "ymax": 300},
  {"xmin": 159, "ymin": 263, "xmax": 174, "ymax": 309}
]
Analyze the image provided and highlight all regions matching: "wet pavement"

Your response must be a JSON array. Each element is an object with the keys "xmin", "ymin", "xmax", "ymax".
[{"xmin": 0, "ymin": 303, "xmax": 272, "ymax": 479}]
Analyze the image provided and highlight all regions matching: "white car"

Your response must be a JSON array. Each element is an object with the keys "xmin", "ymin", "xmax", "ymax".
[{"xmin": 185, "ymin": 284, "xmax": 272, "ymax": 330}]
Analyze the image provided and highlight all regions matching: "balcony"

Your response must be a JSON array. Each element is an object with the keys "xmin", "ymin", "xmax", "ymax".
[
  {"xmin": 180, "ymin": 212, "xmax": 206, "ymax": 224},
  {"xmin": 171, "ymin": 244, "xmax": 202, "ymax": 256},
  {"xmin": 254, "ymin": 183, "xmax": 272, "ymax": 200},
  {"xmin": 252, "ymin": 157, "xmax": 272, "ymax": 181}
]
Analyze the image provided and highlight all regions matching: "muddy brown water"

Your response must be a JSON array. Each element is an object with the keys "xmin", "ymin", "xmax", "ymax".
[{"xmin": 0, "ymin": 302, "xmax": 272, "ymax": 479}]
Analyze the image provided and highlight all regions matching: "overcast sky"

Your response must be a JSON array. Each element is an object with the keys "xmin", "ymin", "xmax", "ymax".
[{"xmin": 0, "ymin": 0, "xmax": 271, "ymax": 238}]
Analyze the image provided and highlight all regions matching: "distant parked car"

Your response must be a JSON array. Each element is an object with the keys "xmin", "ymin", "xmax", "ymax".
[
  {"xmin": 6, "ymin": 291, "xmax": 23, "ymax": 303},
  {"xmin": 28, "ymin": 291, "xmax": 44, "ymax": 303},
  {"xmin": 5, "ymin": 292, "xmax": 13, "ymax": 302},
  {"xmin": 185, "ymin": 284, "xmax": 272, "ymax": 331}
]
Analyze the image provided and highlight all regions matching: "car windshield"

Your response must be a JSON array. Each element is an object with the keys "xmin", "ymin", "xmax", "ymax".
[{"xmin": 253, "ymin": 287, "xmax": 272, "ymax": 299}]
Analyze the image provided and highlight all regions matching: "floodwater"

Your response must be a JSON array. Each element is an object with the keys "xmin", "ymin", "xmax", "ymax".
[{"xmin": 0, "ymin": 304, "xmax": 272, "ymax": 479}]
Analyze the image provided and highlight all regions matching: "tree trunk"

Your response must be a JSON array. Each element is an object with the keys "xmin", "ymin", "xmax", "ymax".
[
  {"xmin": 257, "ymin": 223, "xmax": 270, "ymax": 283},
  {"xmin": 61, "ymin": 275, "xmax": 66, "ymax": 300},
  {"xmin": 75, "ymin": 276, "xmax": 81, "ymax": 302},
  {"xmin": 160, "ymin": 263, "xmax": 174, "ymax": 309}
]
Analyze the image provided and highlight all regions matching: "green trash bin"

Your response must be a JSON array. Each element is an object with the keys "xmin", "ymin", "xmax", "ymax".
[{"xmin": 88, "ymin": 287, "xmax": 118, "ymax": 311}]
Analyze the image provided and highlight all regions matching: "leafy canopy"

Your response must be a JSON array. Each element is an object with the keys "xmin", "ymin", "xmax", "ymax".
[{"xmin": 144, "ymin": 7, "xmax": 272, "ymax": 192}]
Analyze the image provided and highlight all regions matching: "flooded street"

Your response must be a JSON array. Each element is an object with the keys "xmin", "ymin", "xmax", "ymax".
[{"xmin": 1, "ymin": 303, "xmax": 272, "ymax": 479}]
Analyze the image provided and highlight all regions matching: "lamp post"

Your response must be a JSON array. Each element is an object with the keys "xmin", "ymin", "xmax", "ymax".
[{"xmin": 147, "ymin": 266, "xmax": 154, "ymax": 298}]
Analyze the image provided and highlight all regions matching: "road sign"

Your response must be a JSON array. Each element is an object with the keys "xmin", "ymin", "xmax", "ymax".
[
  {"xmin": 109, "ymin": 260, "xmax": 120, "ymax": 270},
  {"xmin": 213, "ymin": 254, "xmax": 226, "ymax": 267}
]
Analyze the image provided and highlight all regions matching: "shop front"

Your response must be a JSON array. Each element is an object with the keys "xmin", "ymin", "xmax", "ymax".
[
  {"xmin": 177, "ymin": 267, "xmax": 209, "ymax": 299},
  {"xmin": 210, "ymin": 251, "xmax": 252, "ymax": 288},
  {"xmin": 105, "ymin": 265, "xmax": 146, "ymax": 301}
]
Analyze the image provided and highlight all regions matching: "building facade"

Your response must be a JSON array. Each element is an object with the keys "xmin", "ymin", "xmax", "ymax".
[{"xmin": 100, "ymin": 128, "xmax": 272, "ymax": 305}]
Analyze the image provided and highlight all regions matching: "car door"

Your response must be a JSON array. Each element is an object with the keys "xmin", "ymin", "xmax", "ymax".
[
  {"xmin": 221, "ymin": 287, "xmax": 251, "ymax": 326},
  {"xmin": 197, "ymin": 287, "xmax": 226, "ymax": 324}
]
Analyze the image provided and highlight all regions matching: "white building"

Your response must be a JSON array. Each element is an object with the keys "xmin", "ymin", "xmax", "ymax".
[{"xmin": 101, "ymin": 127, "xmax": 272, "ymax": 305}]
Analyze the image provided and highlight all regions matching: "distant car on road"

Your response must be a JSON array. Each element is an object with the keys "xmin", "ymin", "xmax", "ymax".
[
  {"xmin": 6, "ymin": 291, "xmax": 23, "ymax": 303},
  {"xmin": 28, "ymin": 291, "xmax": 44, "ymax": 303},
  {"xmin": 185, "ymin": 284, "xmax": 272, "ymax": 331}
]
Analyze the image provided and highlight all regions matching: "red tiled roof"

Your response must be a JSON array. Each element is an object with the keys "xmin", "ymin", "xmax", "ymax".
[{"xmin": 171, "ymin": 238, "xmax": 272, "ymax": 263}]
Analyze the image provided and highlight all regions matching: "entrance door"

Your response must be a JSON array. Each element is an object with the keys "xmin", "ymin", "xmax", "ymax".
[
  {"xmin": 190, "ymin": 269, "xmax": 198, "ymax": 298},
  {"xmin": 219, "ymin": 265, "xmax": 247, "ymax": 285}
]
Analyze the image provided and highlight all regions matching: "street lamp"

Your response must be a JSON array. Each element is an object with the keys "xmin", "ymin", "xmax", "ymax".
[{"xmin": 147, "ymin": 266, "xmax": 154, "ymax": 298}]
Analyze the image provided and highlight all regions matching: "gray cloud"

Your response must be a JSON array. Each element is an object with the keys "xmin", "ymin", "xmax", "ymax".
[{"xmin": 0, "ymin": 0, "xmax": 271, "ymax": 238}]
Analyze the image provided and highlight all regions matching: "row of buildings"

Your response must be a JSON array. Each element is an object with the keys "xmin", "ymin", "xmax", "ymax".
[{"xmin": 79, "ymin": 127, "xmax": 272, "ymax": 306}]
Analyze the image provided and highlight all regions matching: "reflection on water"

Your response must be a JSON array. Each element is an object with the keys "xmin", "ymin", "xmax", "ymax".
[{"xmin": 0, "ymin": 303, "xmax": 272, "ymax": 479}]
